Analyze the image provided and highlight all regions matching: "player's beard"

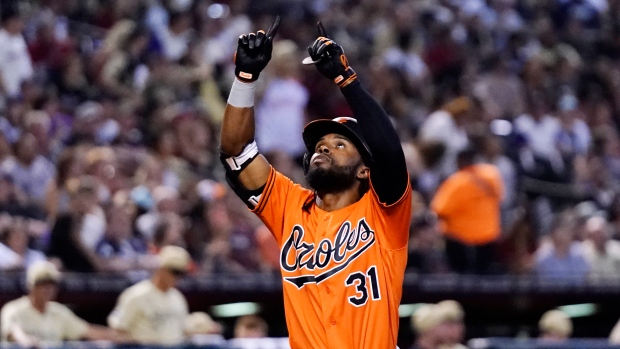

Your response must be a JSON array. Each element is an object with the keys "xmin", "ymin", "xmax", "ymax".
[{"xmin": 306, "ymin": 160, "xmax": 360, "ymax": 194}]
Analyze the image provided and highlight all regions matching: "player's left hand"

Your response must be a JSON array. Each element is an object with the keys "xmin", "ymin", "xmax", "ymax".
[{"xmin": 305, "ymin": 22, "xmax": 357, "ymax": 88}]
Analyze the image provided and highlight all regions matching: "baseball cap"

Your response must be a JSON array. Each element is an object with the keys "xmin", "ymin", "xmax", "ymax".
[
  {"xmin": 411, "ymin": 304, "xmax": 442, "ymax": 334},
  {"xmin": 539, "ymin": 310, "xmax": 572, "ymax": 337},
  {"xmin": 159, "ymin": 245, "xmax": 191, "ymax": 273},
  {"xmin": 302, "ymin": 117, "xmax": 372, "ymax": 164},
  {"xmin": 27, "ymin": 261, "xmax": 61, "ymax": 288},
  {"xmin": 435, "ymin": 300, "xmax": 465, "ymax": 322}
]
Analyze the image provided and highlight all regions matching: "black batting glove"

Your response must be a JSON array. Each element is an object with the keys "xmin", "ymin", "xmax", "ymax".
[
  {"xmin": 234, "ymin": 16, "xmax": 281, "ymax": 82},
  {"xmin": 307, "ymin": 22, "xmax": 357, "ymax": 88}
]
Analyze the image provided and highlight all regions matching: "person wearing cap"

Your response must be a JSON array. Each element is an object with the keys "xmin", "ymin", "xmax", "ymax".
[
  {"xmin": 409, "ymin": 304, "xmax": 442, "ymax": 349},
  {"xmin": 0, "ymin": 261, "xmax": 124, "ymax": 347},
  {"xmin": 538, "ymin": 309, "xmax": 572, "ymax": 342},
  {"xmin": 220, "ymin": 19, "xmax": 410, "ymax": 349},
  {"xmin": 107, "ymin": 245, "xmax": 192, "ymax": 345},
  {"xmin": 434, "ymin": 300, "xmax": 468, "ymax": 349}
]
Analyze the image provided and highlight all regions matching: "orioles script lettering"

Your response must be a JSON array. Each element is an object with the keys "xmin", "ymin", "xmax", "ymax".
[{"xmin": 280, "ymin": 219, "xmax": 376, "ymax": 288}]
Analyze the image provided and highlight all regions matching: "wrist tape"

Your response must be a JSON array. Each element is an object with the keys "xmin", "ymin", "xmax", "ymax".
[{"xmin": 227, "ymin": 78, "xmax": 256, "ymax": 108}]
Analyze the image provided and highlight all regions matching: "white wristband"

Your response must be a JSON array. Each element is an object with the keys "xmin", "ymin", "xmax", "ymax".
[{"xmin": 227, "ymin": 78, "xmax": 256, "ymax": 108}]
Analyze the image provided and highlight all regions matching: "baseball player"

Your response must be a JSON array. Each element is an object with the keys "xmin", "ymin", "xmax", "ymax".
[
  {"xmin": 107, "ymin": 245, "xmax": 192, "ymax": 345},
  {"xmin": 1, "ymin": 261, "xmax": 124, "ymax": 347},
  {"xmin": 219, "ymin": 17, "xmax": 411, "ymax": 349}
]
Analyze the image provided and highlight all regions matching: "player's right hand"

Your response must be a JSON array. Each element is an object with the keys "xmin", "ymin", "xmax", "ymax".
[{"xmin": 234, "ymin": 16, "xmax": 281, "ymax": 83}]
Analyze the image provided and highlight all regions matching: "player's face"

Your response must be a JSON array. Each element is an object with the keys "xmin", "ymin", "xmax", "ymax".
[
  {"xmin": 32, "ymin": 282, "xmax": 58, "ymax": 303},
  {"xmin": 306, "ymin": 133, "xmax": 368, "ymax": 193}
]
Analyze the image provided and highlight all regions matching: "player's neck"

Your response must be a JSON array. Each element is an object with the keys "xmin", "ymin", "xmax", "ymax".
[
  {"xmin": 151, "ymin": 272, "xmax": 173, "ymax": 292},
  {"xmin": 28, "ymin": 295, "xmax": 47, "ymax": 314},
  {"xmin": 315, "ymin": 189, "xmax": 361, "ymax": 212}
]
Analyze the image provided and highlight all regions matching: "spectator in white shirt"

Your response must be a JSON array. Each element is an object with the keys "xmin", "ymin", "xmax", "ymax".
[
  {"xmin": 154, "ymin": 11, "xmax": 193, "ymax": 61},
  {"xmin": 419, "ymin": 96, "xmax": 472, "ymax": 177},
  {"xmin": 1, "ymin": 133, "xmax": 55, "ymax": 206},
  {"xmin": 0, "ymin": 8, "xmax": 33, "ymax": 97},
  {"xmin": 256, "ymin": 40, "xmax": 309, "ymax": 160},
  {"xmin": 582, "ymin": 215, "xmax": 620, "ymax": 283},
  {"xmin": 514, "ymin": 91, "xmax": 562, "ymax": 160},
  {"xmin": 0, "ymin": 217, "xmax": 45, "ymax": 270}
]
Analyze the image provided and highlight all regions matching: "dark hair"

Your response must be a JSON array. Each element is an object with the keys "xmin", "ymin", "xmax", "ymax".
[
  {"xmin": 153, "ymin": 219, "xmax": 171, "ymax": 248},
  {"xmin": 0, "ymin": 5, "xmax": 20, "ymax": 24},
  {"xmin": 56, "ymin": 148, "xmax": 78, "ymax": 187},
  {"xmin": 550, "ymin": 210, "xmax": 577, "ymax": 233},
  {"xmin": 457, "ymin": 146, "xmax": 477, "ymax": 169}
]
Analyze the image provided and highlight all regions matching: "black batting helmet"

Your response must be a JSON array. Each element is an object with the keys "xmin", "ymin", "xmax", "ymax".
[{"xmin": 302, "ymin": 117, "xmax": 372, "ymax": 173}]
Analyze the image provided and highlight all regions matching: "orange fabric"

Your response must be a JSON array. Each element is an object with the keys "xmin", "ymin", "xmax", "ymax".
[
  {"xmin": 431, "ymin": 164, "xmax": 503, "ymax": 245},
  {"xmin": 252, "ymin": 167, "xmax": 412, "ymax": 349}
]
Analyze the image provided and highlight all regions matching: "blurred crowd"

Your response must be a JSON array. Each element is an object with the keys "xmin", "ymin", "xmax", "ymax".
[{"xmin": 0, "ymin": 0, "xmax": 619, "ymax": 281}]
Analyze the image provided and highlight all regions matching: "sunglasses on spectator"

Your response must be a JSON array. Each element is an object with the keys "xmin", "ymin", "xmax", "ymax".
[{"xmin": 169, "ymin": 268, "xmax": 187, "ymax": 277}]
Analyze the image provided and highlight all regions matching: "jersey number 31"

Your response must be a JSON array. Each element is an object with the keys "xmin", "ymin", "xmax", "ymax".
[{"xmin": 345, "ymin": 266, "xmax": 381, "ymax": 307}]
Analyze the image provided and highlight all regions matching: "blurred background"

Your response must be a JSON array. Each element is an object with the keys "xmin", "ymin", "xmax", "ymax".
[{"xmin": 1, "ymin": 0, "xmax": 620, "ymax": 348}]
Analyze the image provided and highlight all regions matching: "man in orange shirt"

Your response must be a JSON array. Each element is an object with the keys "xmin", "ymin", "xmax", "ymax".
[
  {"xmin": 219, "ymin": 18, "xmax": 411, "ymax": 349},
  {"xmin": 431, "ymin": 147, "xmax": 503, "ymax": 274}
]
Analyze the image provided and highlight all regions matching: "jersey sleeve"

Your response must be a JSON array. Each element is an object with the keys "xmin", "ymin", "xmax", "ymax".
[
  {"xmin": 58, "ymin": 305, "xmax": 89, "ymax": 340},
  {"xmin": 369, "ymin": 179, "xmax": 413, "ymax": 250},
  {"xmin": 251, "ymin": 167, "xmax": 311, "ymax": 244},
  {"xmin": 107, "ymin": 291, "xmax": 137, "ymax": 332},
  {"xmin": 1, "ymin": 302, "xmax": 16, "ymax": 341}
]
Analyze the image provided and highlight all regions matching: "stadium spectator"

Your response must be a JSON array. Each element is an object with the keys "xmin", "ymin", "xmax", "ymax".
[
  {"xmin": 44, "ymin": 147, "xmax": 85, "ymax": 223},
  {"xmin": 233, "ymin": 315, "xmax": 269, "ymax": 339},
  {"xmin": 434, "ymin": 300, "xmax": 468, "ymax": 349},
  {"xmin": 581, "ymin": 215, "xmax": 620, "ymax": 283},
  {"xmin": 1, "ymin": 132, "xmax": 55, "ymax": 207},
  {"xmin": 46, "ymin": 176, "xmax": 102, "ymax": 272},
  {"xmin": 431, "ymin": 147, "xmax": 504, "ymax": 274},
  {"xmin": 150, "ymin": 211, "xmax": 186, "ymax": 253},
  {"xmin": 474, "ymin": 54, "xmax": 526, "ymax": 120},
  {"xmin": 534, "ymin": 211, "xmax": 591, "ymax": 285},
  {"xmin": 538, "ymin": 309, "xmax": 572, "ymax": 342},
  {"xmin": 496, "ymin": 206, "xmax": 538, "ymax": 275},
  {"xmin": 0, "ymin": 261, "xmax": 124, "ymax": 347},
  {"xmin": 419, "ymin": 96, "xmax": 472, "ymax": 178},
  {"xmin": 0, "ymin": 6, "xmax": 33, "ymax": 98},
  {"xmin": 95, "ymin": 191, "xmax": 154, "ymax": 272},
  {"xmin": 0, "ymin": 217, "xmax": 45, "ymax": 270},
  {"xmin": 136, "ymin": 185, "xmax": 181, "ymax": 240},
  {"xmin": 409, "ymin": 304, "xmax": 442, "ymax": 349},
  {"xmin": 407, "ymin": 212, "xmax": 449, "ymax": 274},
  {"xmin": 108, "ymin": 245, "xmax": 191, "ymax": 345},
  {"xmin": 255, "ymin": 40, "xmax": 309, "ymax": 161},
  {"xmin": 0, "ymin": 171, "xmax": 42, "ymax": 219}
]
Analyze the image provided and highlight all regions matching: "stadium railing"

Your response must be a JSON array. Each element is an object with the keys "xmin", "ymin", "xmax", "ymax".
[
  {"xmin": 469, "ymin": 337, "xmax": 620, "ymax": 349},
  {"xmin": 0, "ymin": 337, "xmax": 292, "ymax": 349}
]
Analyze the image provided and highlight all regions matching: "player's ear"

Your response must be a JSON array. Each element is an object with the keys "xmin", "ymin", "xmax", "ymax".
[{"xmin": 356, "ymin": 165, "xmax": 369, "ymax": 180}]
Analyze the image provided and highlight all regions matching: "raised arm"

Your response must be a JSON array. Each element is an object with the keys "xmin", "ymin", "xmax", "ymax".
[
  {"xmin": 219, "ymin": 17, "xmax": 280, "ymax": 207},
  {"xmin": 306, "ymin": 23, "xmax": 409, "ymax": 205}
]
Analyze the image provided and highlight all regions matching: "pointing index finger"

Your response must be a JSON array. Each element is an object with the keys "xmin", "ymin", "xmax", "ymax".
[
  {"xmin": 317, "ymin": 21, "xmax": 329, "ymax": 38},
  {"xmin": 266, "ymin": 16, "xmax": 281, "ymax": 39}
]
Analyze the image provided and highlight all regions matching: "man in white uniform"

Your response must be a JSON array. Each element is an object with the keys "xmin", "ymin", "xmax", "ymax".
[
  {"xmin": 1, "ymin": 261, "xmax": 122, "ymax": 347},
  {"xmin": 108, "ymin": 245, "xmax": 192, "ymax": 345}
]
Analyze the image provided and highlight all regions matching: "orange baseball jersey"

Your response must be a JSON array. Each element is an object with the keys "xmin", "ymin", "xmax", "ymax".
[{"xmin": 252, "ymin": 167, "xmax": 412, "ymax": 349}]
